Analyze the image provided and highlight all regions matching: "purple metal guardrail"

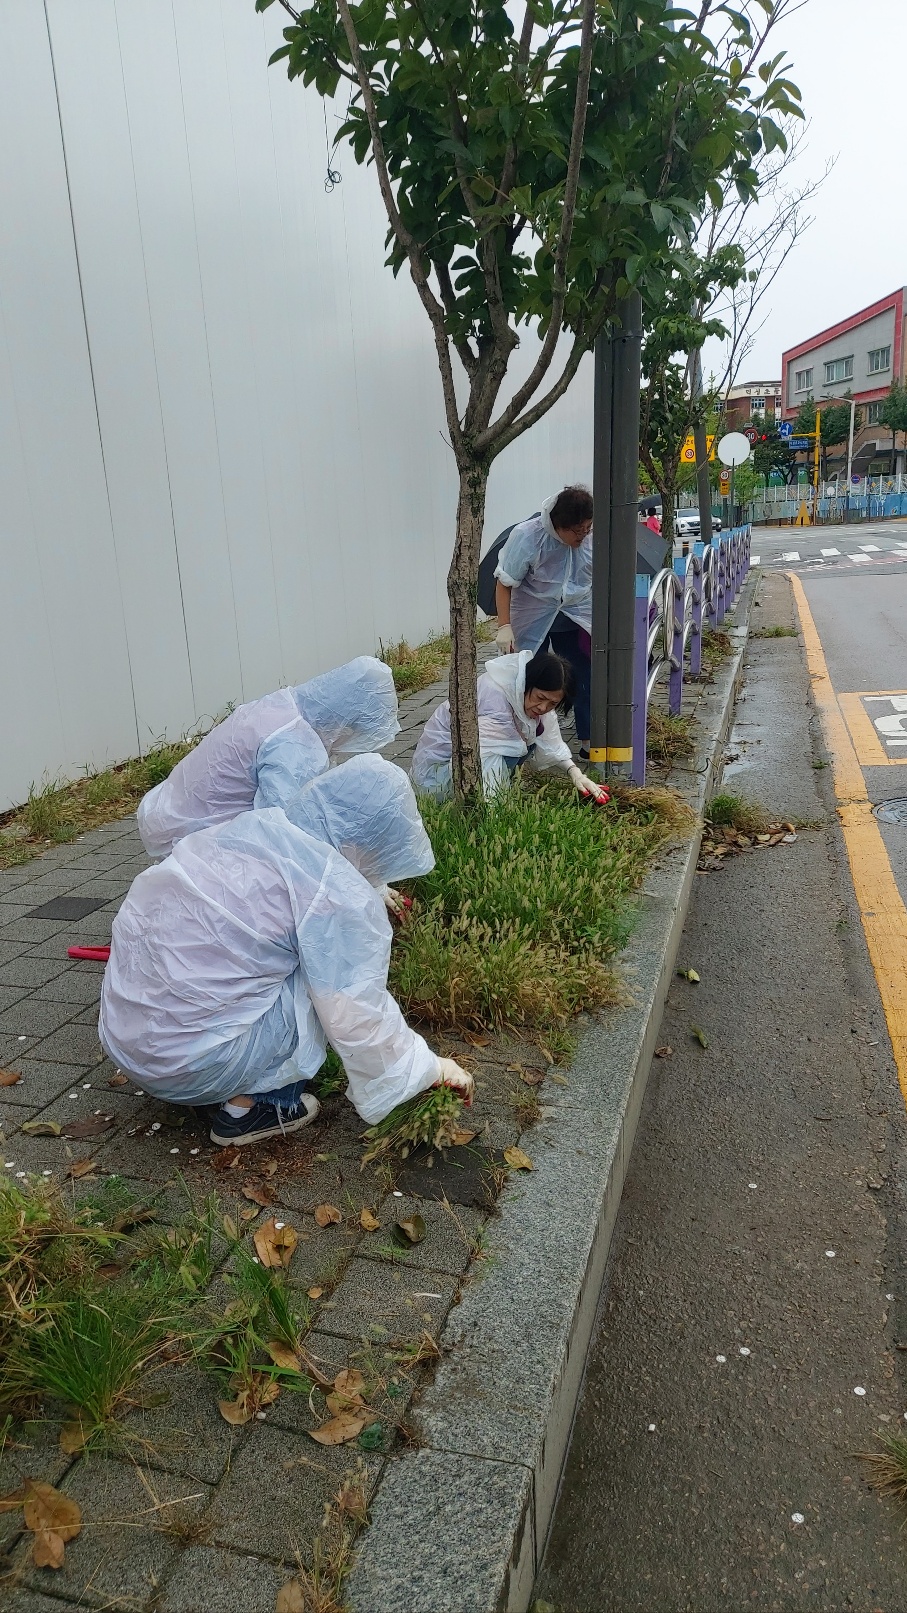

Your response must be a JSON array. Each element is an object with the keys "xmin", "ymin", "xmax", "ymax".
[{"xmin": 630, "ymin": 524, "xmax": 751, "ymax": 784}]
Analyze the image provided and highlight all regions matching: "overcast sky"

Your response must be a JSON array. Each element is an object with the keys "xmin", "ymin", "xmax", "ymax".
[{"xmin": 702, "ymin": 0, "xmax": 906, "ymax": 386}]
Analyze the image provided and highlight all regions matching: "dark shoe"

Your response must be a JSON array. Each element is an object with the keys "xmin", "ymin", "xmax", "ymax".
[
  {"xmin": 210, "ymin": 1089, "xmax": 320, "ymax": 1148},
  {"xmin": 578, "ymin": 747, "xmax": 590, "ymax": 762}
]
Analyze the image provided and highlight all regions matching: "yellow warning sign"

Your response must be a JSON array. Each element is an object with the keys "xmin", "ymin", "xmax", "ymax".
[
  {"xmin": 680, "ymin": 434, "xmax": 716, "ymax": 464},
  {"xmin": 794, "ymin": 500, "xmax": 811, "ymax": 526}
]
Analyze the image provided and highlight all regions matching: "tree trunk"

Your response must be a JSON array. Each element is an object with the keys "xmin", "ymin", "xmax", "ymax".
[
  {"xmin": 448, "ymin": 461, "xmax": 490, "ymax": 804},
  {"xmin": 659, "ymin": 480, "xmax": 677, "ymax": 562}
]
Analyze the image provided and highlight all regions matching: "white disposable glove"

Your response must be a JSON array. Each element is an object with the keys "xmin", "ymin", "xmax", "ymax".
[
  {"xmin": 495, "ymin": 623, "xmax": 515, "ymax": 654},
  {"xmin": 379, "ymin": 884, "xmax": 406, "ymax": 917},
  {"xmin": 435, "ymin": 1057, "xmax": 475, "ymax": 1106},
  {"xmin": 567, "ymin": 763, "xmax": 610, "ymax": 804}
]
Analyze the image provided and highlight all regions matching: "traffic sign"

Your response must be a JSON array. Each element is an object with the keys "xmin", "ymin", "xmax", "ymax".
[
  {"xmin": 718, "ymin": 471, "xmax": 731, "ymax": 493},
  {"xmin": 851, "ymin": 474, "xmax": 861, "ymax": 485},
  {"xmin": 743, "ymin": 426, "xmax": 759, "ymax": 445},
  {"xmin": 717, "ymin": 431, "xmax": 751, "ymax": 467},
  {"xmin": 680, "ymin": 434, "xmax": 715, "ymax": 464},
  {"xmin": 788, "ymin": 437, "xmax": 810, "ymax": 451},
  {"xmin": 778, "ymin": 420, "xmax": 793, "ymax": 440}
]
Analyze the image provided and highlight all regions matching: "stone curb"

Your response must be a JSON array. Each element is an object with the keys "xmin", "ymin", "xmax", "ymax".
[{"xmin": 346, "ymin": 575, "xmax": 757, "ymax": 1613}]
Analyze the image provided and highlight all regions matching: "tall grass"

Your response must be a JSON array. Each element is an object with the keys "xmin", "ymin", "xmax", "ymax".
[{"xmin": 392, "ymin": 782, "xmax": 682, "ymax": 1034}]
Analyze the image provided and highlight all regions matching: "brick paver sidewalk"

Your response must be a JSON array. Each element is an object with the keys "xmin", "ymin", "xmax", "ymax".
[{"xmin": 0, "ymin": 657, "xmax": 533, "ymax": 1612}]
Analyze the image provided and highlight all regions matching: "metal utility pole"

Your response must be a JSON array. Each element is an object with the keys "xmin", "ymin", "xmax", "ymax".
[
  {"xmin": 589, "ymin": 292, "xmax": 644, "ymax": 779},
  {"xmin": 691, "ymin": 346, "xmax": 713, "ymax": 543}
]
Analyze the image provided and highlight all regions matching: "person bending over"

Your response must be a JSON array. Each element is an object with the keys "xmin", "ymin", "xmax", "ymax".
[
  {"xmin": 411, "ymin": 650, "xmax": 607, "ymax": 803},
  {"xmin": 101, "ymin": 756, "xmax": 471, "ymax": 1147},
  {"xmin": 137, "ymin": 657, "xmax": 399, "ymax": 860}
]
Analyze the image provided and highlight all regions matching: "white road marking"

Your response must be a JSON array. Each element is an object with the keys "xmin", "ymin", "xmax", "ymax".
[
  {"xmin": 821, "ymin": 547, "xmax": 840, "ymax": 556},
  {"xmin": 750, "ymin": 555, "xmax": 761, "ymax": 564},
  {"xmin": 780, "ymin": 551, "xmax": 801, "ymax": 561},
  {"xmin": 859, "ymin": 544, "xmax": 881, "ymax": 551},
  {"xmin": 849, "ymin": 553, "xmax": 871, "ymax": 563}
]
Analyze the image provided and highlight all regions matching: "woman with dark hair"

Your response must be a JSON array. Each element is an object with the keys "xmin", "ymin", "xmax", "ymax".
[
  {"xmin": 411, "ymin": 650, "xmax": 608, "ymax": 802},
  {"xmin": 493, "ymin": 486, "xmax": 595, "ymax": 756}
]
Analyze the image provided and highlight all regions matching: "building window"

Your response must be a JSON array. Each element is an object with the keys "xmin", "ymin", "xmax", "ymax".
[
  {"xmin": 750, "ymin": 397, "xmax": 765, "ymax": 412},
  {"xmin": 824, "ymin": 356, "xmax": 853, "ymax": 384},
  {"xmin": 867, "ymin": 400, "xmax": 884, "ymax": 424},
  {"xmin": 869, "ymin": 346, "xmax": 891, "ymax": 373},
  {"xmin": 794, "ymin": 367, "xmax": 812, "ymax": 391}
]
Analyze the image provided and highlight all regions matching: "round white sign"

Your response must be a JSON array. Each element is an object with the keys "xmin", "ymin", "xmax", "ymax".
[{"xmin": 717, "ymin": 431, "xmax": 752, "ymax": 467}]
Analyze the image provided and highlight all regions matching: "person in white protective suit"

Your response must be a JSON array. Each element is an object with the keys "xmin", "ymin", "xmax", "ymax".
[
  {"xmin": 136, "ymin": 657, "xmax": 400, "ymax": 861},
  {"xmin": 100, "ymin": 756, "xmax": 472, "ymax": 1148},
  {"xmin": 494, "ymin": 486, "xmax": 594, "ymax": 756},
  {"xmin": 410, "ymin": 650, "xmax": 608, "ymax": 803}
]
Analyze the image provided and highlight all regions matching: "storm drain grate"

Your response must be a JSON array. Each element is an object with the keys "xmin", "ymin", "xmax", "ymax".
[
  {"xmin": 27, "ymin": 896, "xmax": 110, "ymax": 921},
  {"xmin": 873, "ymin": 799, "xmax": 907, "ymax": 825}
]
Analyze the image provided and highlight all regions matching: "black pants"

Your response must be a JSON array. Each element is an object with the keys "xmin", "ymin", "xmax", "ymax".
[{"xmin": 548, "ymin": 625, "xmax": 590, "ymax": 743}]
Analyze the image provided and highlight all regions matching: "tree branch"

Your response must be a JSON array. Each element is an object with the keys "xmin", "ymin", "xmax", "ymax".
[{"xmin": 473, "ymin": 0, "xmax": 596, "ymax": 449}]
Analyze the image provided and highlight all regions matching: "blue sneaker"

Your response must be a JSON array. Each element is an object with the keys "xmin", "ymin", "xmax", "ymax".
[{"xmin": 210, "ymin": 1083, "xmax": 320, "ymax": 1148}]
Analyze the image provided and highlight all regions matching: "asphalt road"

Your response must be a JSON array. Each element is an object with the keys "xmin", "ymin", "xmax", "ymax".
[{"xmin": 535, "ymin": 560, "xmax": 907, "ymax": 1612}]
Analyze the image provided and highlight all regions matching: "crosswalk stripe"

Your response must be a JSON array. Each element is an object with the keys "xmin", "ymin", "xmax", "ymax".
[
  {"xmin": 859, "ymin": 544, "xmax": 881, "ymax": 551},
  {"xmin": 780, "ymin": 551, "xmax": 801, "ymax": 561},
  {"xmin": 850, "ymin": 553, "xmax": 870, "ymax": 563},
  {"xmin": 821, "ymin": 547, "xmax": 840, "ymax": 556}
]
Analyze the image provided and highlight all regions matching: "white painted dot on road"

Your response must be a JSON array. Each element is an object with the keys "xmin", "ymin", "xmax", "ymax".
[
  {"xmin": 780, "ymin": 551, "xmax": 801, "ymax": 562},
  {"xmin": 826, "ymin": 1250, "xmax": 836, "ymax": 1258},
  {"xmin": 860, "ymin": 544, "xmax": 881, "ymax": 552},
  {"xmin": 854, "ymin": 1386, "xmax": 867, "ymax": 1396},
  {"xmin": 739, "ymin": 1347, "xmax": 751, "ymax": 1357},
  {"xmin": 849, "ymin": 553, "xmax": 871, "ymax": 563},
  {"xmin": 791, "ymin": 1512, "xmax": 805, "ymax": 1525},
  {"xmin": 821, "ymin": 547, "xmax": 840, "ymax": 556},
  {"xmin": 716, "ymin": 1354, "xmax": 726, "ymax": 1363}
]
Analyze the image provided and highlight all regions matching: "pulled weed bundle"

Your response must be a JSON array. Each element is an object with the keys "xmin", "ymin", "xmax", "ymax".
[{"xmin": 362, "ymin": 1084, "xmax": 464, "ymax": 1164}]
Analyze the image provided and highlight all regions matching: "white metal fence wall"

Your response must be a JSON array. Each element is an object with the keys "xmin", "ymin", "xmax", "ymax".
[{"xmin": 0, "ymin": 0, "xmax": 592, "ymax": 810}]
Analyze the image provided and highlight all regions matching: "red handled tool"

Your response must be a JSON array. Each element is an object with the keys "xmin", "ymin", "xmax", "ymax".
[{"xmin": 67, "ymin": 945, "xmax": 110, "ymax": 962}]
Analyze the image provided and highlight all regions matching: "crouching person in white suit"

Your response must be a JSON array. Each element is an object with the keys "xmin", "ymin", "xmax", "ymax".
[
  {"xmin": 100, "ymin": 756, "xmax": 471, "ymax": 1147},
  {"xmin": 410, "ymin": 650, "xmax": 608, "ymax": 803},
  {"xmin": 137, "ymin": 657, "xmax": 400, "ymax": 861}
]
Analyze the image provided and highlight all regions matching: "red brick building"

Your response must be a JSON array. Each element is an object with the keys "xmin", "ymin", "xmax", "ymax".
[{"xmin": 781, "ymin": 288, "xmax": 907, "ymax": 473}]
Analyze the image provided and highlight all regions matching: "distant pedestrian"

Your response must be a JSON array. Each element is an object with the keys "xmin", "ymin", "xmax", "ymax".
[
  {"xmin": 493, "ymin": 486, "xmax": 594, "ymax": 756},
  {"xmin": 644, "ymin": 506, "xmax": 662, "ymax": 534}
]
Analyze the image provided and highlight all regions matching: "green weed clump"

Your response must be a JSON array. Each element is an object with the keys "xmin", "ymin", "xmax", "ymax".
[
  {"xmin": 362, "ymin": 1084, "xmax": 464, "ymax": 1164},
  {"xmin": 646, "ymin": 706, "xmax": 695, "ymax": 767},
  {"xmin": 393, "ymin": 782, "xmax": 679, "ymax": 1036},
  {"xmin": 707, "ymin": 792, "xmax": 772, "ymax": 835},
  {"xmin": 379, "ymin": 620, "xmax": 495, "ymax": 696},
  {"xmin": 0, "ymin": 736, "xmax": 199, "ymax": 872}
]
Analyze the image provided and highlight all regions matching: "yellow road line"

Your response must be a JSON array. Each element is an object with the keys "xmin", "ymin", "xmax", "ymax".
[
  {"xmin": 837, "ymin": 693, "xmax": 894, "ymax": 768},
  {"xmin": 790, "ymin": 572, "xmax": 907, "ymax": 1103}
]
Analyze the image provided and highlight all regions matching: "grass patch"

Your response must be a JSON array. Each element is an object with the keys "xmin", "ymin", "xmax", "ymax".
[
  {"xmin": 379, "ymin": 620, "xmax": 496, "ymax": 696},
  {"xmin": 701, "ymin": 627, "xmax": 734, "ymax": 679},
  {"xmin": 859, "ymin": 1434, "xmax": 907, "ymax": 1502},
  {"xmin": 647, "ymin": 707, "xmax": 695, "ymax": 766},
  {"xmin": 0, "ymin": 737, "xmax": 201, "ymax": 872},
  {"xmin": 707, "ymin": 792, "xmax": 772, "ymax": 835},
  {"xmin": 751, "ymin": 624, "xmax": 797, "ymax": 638},
  {"xmin": 393, "ymin": 780, "xmax": 683, "ymax": 1038}
]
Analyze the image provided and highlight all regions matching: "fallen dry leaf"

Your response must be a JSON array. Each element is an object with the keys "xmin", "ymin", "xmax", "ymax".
[
  {"xmin": 23, "ymin": 1481, "xmax": 81, "ymax": 1571},
  {"xmin": 66, "ymin": 1159, "xmax": 97, "ymax": 1181},
  {"xmin": 96, "ymin": 1263, "xmax": 123, "ymax": 1280},
  {"xmin": 463, "ymin": 1031, "xmax": 492, "ymax": 1047},
  {"xmin": 298, "ymin": 1350, "xmax": 334, "ymax": 1389},
  {"xmin": 242, "ymin": 1181, "xmax": 276, "ymax": 1208},
  {"xmin": 276, "ymin": 1577, "xmax": 306, "ymax": 1613},
  {"xmin": 240, "ymin": 1206, "xmax": 258, "ymax": 1223},
  {"xmin": 254, "ymin": 1217, "xmax": 298, "ymax": 1269},
  {"xmin": 218, "ymin": 1374, "xmax": 281, "ymax": 1426},
  {"xmin": 59, "ymin": 1421, "xmax": 90, "ymax": 1454},
  {"xmin": 314, "ymin": 1203, "xmax": 342, "ymax": 1229},
  {"xmin": 261, "ymin": 1159, "xmax": 279, "ymax": 1178},
  {"xmin": 504, "ymin": 1146, "xmax": 533, "ymax": 1171},
  {"xmin": 0, "ymin": 1488, "xmax": 25, "ymax": 1514},
  {"xmin": 266, "ymin": 1341, "xmax": 302, "ymax": 1372},
  {"xmin": 359, "ymin": 1207, "xmax": 381, "ymax": 1232},
  {"xmin": 61, "ymin": 1115, "xmax": 115, "ymax": 1140},
  {"xmin": 449, "ymin": 1126, "xmax": 478, "ymax": 1146},
  {"xmin": 209, "ymin": 1147, "xmax": 243, "ymax": 1172},
  {"xmin": 107, "ymin": 1073, "xmax": 128, "ymax": 1088},
  {"xmin": 519, "ymin": 1068, "xmax": 545, "ymax": 1087},
  {"xmin": 308, "ymin": 1409, "xmax": 368, "ymax": 1446},
  {"xmin": 394, "ymin": 1214, "xmax": 426, "ymax": 1245},
  {"xmin": 307, "ymin": 1286, "xmax": 324, "ymax": 1299},
  {"xmin": 21, "ymin": 1120, "xmax": 62, "ymax": 1137},
  {"xmin": 333, "ymin": 1368, "xmax": 365, "ymax": 1400},
  {"xmin": 655, "ymin": 1046, "xmax": 673, "ymax": 1058},
  {"xmin": 0, "ymin": 1069, "xmax": 22, "ymax": 1088},
  {"xmin": 218, "ymin": 1396, "xmax": 253, "ymax": 1427}
]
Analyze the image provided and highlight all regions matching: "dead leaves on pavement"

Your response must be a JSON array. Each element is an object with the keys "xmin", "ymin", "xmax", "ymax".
[
  {"xmin": 698, "ymin": 820, "xmax": 798, "ymax": 873},
  {"xmin": 0, "ymin": 1480, "xmax": 82, "ymax": 1569}
]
